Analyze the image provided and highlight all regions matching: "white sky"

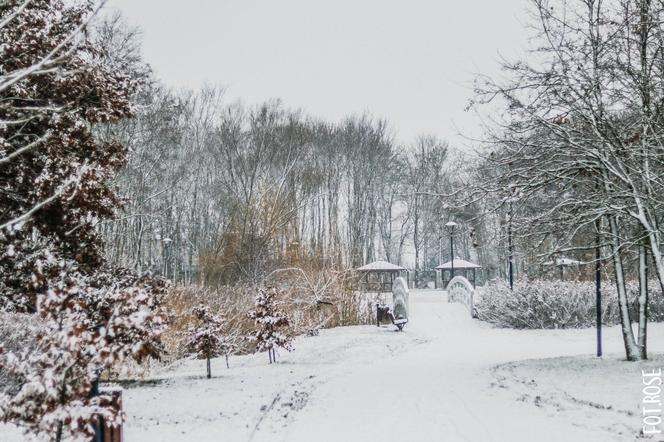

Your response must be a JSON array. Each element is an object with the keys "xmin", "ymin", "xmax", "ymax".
[{"xmin": 106, "ymin": 0, "xmax": 530, "ymax": 147}]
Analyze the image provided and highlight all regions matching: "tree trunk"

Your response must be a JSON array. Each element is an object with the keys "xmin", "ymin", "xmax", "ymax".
[
  {"xmin": 413, "ymin": 194, "xmax": 419, "ymax": 285},
  {"xmin": 638, "ymin": 241, "xmax": 649, "ymax": 360},
  {"xmin": 638, "ymin": 215, "xmax": 664, "ymax": 298},
  {"xmin": 608, "ymin": 215, "xmax": 641, "ymax": 361},
  {"xmin": 206, "ymin": 357, "xmax": 211, "ymax": 379}
]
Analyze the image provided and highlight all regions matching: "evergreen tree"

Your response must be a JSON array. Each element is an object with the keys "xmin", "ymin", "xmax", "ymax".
[
  {"xmin": 186, "ymin": 304, "xmax": 226, "ymax": 379},
  {"xmin": 248, "ymin": 287, "xmax": 293, "ymax": 364}
]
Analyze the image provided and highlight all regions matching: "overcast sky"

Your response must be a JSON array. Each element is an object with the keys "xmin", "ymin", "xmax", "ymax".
[{"xmin": 106, "ymin": 0, "xmax": 530, "ymax": 147}]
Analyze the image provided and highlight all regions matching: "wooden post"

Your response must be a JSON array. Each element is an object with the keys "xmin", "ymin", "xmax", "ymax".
[{"xmin": 98, "ymin": 388, "xmax": 123, "ymax": 442}]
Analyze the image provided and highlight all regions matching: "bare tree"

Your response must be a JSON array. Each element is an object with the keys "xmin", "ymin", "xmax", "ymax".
[{"xmin": 472, "ymin": 0, "xmax": 664, "ymax": 360}]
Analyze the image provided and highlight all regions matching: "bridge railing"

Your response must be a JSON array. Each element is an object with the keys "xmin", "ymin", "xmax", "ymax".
[{"xmin": 446, "ymin": 275, "xmax": 477, "ymax": 318}]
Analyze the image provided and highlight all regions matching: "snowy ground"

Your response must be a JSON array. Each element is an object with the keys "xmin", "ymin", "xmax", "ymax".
[
  {"xmin": 491, "ymin": 354, "xmax": 664, "ymax": 439},
  {"xmin": 6, "ymin": 289, "xmax": 664, "ymax": 441}
]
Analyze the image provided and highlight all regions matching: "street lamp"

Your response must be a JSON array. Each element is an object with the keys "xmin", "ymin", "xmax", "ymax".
[
  {"xmin": 445, "ymin": 221, "xmax": 458, "ymax": 280},
  {"xmin": 507, "ymin": 199, "xmax": 514, "ymax": 290},
  {"xmin": 595, "ymin": 219, "xmax": 602, "ymax": 357}
]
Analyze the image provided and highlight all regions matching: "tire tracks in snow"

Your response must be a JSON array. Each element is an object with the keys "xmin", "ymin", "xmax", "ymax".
[
  {"xmin": 490, "ymin": 362, "xmax": 636, "ymax": 439},
  {"xmin": 247, "ymin": 375, "xmax": 318, "ymax": 442}
]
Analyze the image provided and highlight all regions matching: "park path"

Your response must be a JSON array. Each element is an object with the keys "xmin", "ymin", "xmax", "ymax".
[{"xmin": 275, "ymin": 290, "xmax": 633, "ymax": 442}]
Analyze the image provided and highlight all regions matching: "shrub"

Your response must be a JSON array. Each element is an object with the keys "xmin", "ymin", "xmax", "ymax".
[
  {"xmin": 476, "ymin": 278, "xmax": 664, "ymax": 329},
  {"xmin": 272, "ymin": 267, "xmax": 372, "ymax": 333}
]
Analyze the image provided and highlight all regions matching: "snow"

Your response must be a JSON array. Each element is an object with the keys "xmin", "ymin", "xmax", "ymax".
[
  {"xmin": 435, "ymin": 259, "xmax": 481, "ymax": 269},
  {"xmin": 391, "ymin": 277, "xmax": 409, "ymax": 322},
  {"xmin": 492, "ymin": 355, "xmax": 664, "ymax": 438},
  {"xmin": 356, "ymin": 260, "xmax": 406, "ymax": 271},
  {"xmin": 5, "ymin": 289, "xmax": 664, "ymax": 441}
]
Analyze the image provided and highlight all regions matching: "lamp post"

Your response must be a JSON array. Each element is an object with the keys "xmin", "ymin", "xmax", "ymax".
[
  {"xmin": 438, "ymin": 224, "xmax": 443, "ymax": 265},
  {"xmin": 595, "ymin": 218, "xmax": 602, "ymax": 357},
  {"xmin": 507, "ymin": 199, "xmax": 514, "ymax": 290},
  {"xmin": 445, "ymin": 221, "xmax": 458, "ymax": 282}
]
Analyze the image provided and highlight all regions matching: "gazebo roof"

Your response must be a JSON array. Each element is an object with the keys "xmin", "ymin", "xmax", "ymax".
[
  {"xmin": 356, "ymin": 260, "xmax": 406, "ymax": 272},
  {"xmin": 543, "ymin": 257, "xmax": 582, "ymax": 266},
  {"xmin": 436, "ymin": 259, "xmax": 481, "ymax": 270}
]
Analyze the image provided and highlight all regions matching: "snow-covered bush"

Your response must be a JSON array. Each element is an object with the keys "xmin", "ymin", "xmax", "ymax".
[
  {"xmin": 270, "ymin": 267, "xmax": 372, "ymax": 333},
  {"xmin": 0, "ymin": 268, "xmax": 168, "ymax": 441},
  {"xmin": 248, "ymin": 287, "xmax": 293, "ymax": 363},
  {"xmin": 186, "ymin": 304, "xmax": 230, "ymax": 378},
  {"xmin": 476, "ymin": 279, "xmax": 664, "ymax": 329}
]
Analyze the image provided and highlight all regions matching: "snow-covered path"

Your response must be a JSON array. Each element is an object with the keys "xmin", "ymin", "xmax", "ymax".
[{"xmin": 278, "ymin": 291, "xmax": 620, "ymax": 442}]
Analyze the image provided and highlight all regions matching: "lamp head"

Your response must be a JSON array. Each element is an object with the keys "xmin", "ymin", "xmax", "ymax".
[{"xmin": 445, "ymin": 221, "xmax": 458, "ymax": 233}]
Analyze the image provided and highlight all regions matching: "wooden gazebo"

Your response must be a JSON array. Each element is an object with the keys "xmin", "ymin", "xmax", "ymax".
[
  {"xmin": 436, "ymin": 259, "xmax": 481, "ymax": 288},
  {"xmin": 356, "ymin": 260, "xmax": 407, "ymax": 292}
]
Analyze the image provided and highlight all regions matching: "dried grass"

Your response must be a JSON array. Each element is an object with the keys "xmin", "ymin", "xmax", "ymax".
[{"xmin": 161, "ymin": 267, "xmax": 371, "ymax": 361}]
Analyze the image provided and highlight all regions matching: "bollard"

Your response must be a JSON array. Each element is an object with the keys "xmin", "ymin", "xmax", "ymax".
[
  {"xmin": 376, "ymin": 304, "xmax": 392, "ymax": 326},
  {"xmin": 94, "ymin": 386, "xmax": 123, "ymax": 442}
]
